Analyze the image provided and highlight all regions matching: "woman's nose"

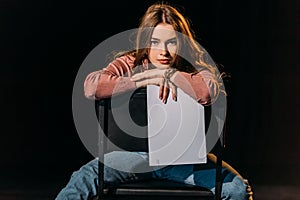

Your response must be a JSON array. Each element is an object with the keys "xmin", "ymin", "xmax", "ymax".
[
  {"xmin": 159, "ymin": 44, "xmax": 168, "ymax": 55},
  {"xmin": 160, "ymin": 50, "xmax": 167, "ymax": 56}
]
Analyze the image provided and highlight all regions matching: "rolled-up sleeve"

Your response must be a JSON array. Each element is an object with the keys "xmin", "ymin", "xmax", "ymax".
[
  {"xmin": 83, "ymin": 70, "xmax": 102, "ymax": 99},
  {"xmin": 172, "ymin": 70, "xmax": 220, "ymax": 105},
  {"xmin": 83, "ymin": 55, "xmax": 137, "ymax": 100}
]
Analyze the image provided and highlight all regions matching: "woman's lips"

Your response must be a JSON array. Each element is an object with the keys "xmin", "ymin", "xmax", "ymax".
[{"xmin": 157, "ymin": 59, "xmax": 170, "ymax": 64}]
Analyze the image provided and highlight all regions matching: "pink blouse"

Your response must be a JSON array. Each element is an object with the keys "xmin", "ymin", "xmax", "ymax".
[{"xmin": 84, "ymin": 54, "xmax": 219, "ymax": 105}]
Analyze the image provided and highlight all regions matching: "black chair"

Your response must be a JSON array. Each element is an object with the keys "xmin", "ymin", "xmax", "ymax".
[{"xmin": 94, "ymin": 87, "xmax": 227, "ymax": 200}]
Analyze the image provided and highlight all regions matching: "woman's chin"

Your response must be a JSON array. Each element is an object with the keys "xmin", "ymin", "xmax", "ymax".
[{"xmin": 153, "ymin": 63, "xmax": 171, "ymax": 69}]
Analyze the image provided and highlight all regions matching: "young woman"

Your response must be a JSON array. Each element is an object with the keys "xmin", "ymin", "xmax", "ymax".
[{"xmin": 56, "ymin": 2, "xmax": 253, "ymax": 200}]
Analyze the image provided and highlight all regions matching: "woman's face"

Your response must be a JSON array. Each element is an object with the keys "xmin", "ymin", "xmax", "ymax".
[{"xmin": 148, "ymin": 23, "xmax": 178, "ymax": 69}]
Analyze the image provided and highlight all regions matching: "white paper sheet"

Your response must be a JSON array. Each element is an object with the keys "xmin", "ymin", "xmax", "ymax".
[{"xmin": 147, "ymin": 85, "xmax": 207, "ymax": 166}]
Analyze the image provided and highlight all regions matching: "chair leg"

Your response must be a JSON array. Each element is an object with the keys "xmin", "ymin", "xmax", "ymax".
[
  {"xmin": 214, "ymin": 151, "xmax": 223, "ymax": 200},
  {"xmin": 96, "ymin": 100, "xmax": 107, "ymax": 200}
]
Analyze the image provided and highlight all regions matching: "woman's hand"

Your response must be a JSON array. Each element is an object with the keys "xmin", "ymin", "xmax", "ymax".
[{"xmin": 130, "ymin": 68, "xmax": 177, "ymax": 103}]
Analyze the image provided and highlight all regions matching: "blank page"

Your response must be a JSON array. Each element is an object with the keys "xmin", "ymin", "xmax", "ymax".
[{"xmin": 147, "ymin": 85, "xmax": 207, "ymax": 166}]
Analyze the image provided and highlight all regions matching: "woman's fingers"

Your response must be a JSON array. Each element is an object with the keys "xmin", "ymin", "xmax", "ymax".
[
  {"xmin": 131, "ymin": 69, "xmax": 164, "ymax": 81},
  {"xmin": 134, "ymin": 76, "xmax": 176, "ymax": 104},
  {"xmin": 159, "ymin": 84, "xmax": 164, "ymax": 100},
  {"xmin": 169, "ymin": 82, "xmax": 177, "ymax": 101},
  {"xmin": 131, "ymin": 72, "xmax": 145, "ymax": 81},
  {"xmin": 162, "ymin": 80, "xmax": 170, "ymax": 104},
  {"xmin": 160, "ymin": 80, "xmax": 176, "ymax": 104},
  {"xmin": 136, "ymin": 77, "xmax": 164, "ymax": 88}
]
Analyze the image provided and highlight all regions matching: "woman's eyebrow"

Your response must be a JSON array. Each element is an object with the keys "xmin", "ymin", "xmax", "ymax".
[
  {"xmin": 151, "ymin": 37, "xmax": 177, "ymax": 41},
  {"xmin": 166, "ymin": 37, "xmax": 177, "ymax": 42}
]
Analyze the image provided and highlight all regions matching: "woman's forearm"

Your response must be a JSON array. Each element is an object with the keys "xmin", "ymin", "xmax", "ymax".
[
  {"xmin": 171, "ymin": 70, "xmax": 219, "ymax": 105},
  {"xmin": 83, "ymin": 55, "xmax": 137, "ymax": 100}
]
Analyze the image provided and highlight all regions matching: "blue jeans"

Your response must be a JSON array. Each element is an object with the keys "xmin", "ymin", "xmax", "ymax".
[{"xmin": 55, "ymin": 151, "xmax": 252, "ymax": 200}]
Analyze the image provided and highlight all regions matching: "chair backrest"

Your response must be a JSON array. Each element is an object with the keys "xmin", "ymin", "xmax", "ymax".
[
  {"xmin": 99, "ymin": 87, "xmax": 148, "ymax": 152},
  {"xmin": 97, "ymin": 87, "xmax": 219, "ymax": 154}
]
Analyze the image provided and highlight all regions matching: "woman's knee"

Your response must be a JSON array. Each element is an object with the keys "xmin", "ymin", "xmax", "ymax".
[
  {"xmin": 104, "ymin": 151, "xmax": 151, "ymax": 173},
  {"xmin": 77, "ymin": 159, "xmax": 98, "ymax": 177},
  {"xmin": 219, "ymin": 176, "xmax": 251, "ymax": 200}
]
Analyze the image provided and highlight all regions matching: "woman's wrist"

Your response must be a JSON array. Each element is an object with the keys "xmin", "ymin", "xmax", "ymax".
[{"xmin": 164, "ymin": 68, "xmax": 178, "ymax": 83}]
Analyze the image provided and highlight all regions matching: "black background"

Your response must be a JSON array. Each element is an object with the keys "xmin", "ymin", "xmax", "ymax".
[{"xmin": 0, "ymin": 0, "xmax": 299, "ymax": 193}]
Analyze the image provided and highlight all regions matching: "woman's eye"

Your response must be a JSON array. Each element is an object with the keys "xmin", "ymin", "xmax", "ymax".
[
  {"xmin": 168, "ymin": 40, "xmax": 177, "ymax": 45},
  {"xmin": 150, "ymin": 40, "xmax": 158, "ymax": 45}
]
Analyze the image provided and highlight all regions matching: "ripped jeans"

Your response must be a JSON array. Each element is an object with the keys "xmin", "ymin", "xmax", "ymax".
[{"xmin": 55, "ymin": 151, "xmax": 253, "ymax": 200}]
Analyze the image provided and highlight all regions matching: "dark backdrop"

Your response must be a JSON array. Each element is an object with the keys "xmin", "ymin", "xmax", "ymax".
[{"xmin": 0, "ymin": 0, "xmax": 299, "ymax": 191}]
